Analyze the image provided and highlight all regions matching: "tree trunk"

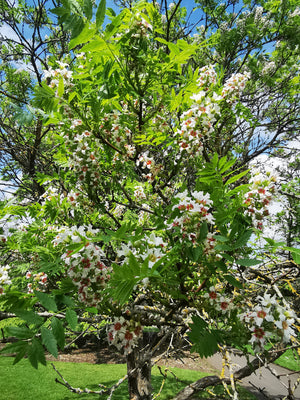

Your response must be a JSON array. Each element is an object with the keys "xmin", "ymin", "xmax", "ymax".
[{"xmin": 126, "ymin": 333, "xmax": 153, "ymax": 400}]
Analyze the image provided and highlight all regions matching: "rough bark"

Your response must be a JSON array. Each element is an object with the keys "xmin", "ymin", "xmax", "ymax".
[{"xmin": 126, "ymin": 333, "xmax": 153, "ymax": 400}]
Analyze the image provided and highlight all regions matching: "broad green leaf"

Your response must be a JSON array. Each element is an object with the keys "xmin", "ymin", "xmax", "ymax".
[
  {"xmin": 113, "ymin": 279, "xmax": 137, "ymax": 305},
  {"xmin": 34, "ymin": 291, "xmax": 57, "ymax": 312},
  {"xmin": 198, "ymin": 222, "xmax": 208, "ymax": 242},
  {"xmin": 65, "ymin": 309, "xmax": 78, "ymax": 330},
  {"xmin": 215, "ymin": 235, "xmax": 229, "ymax": 242},
  {"xmin": 233, "ymin": 230, "xmax": 252, "ymax": 248},
  {"xmin": 188, "ymin": 316, "xmax": 222, "ymax": 358},
  {"xmin": 291, "ymin": 251, "xmax": 300, "ymax": 264},
  {"xmin": 41, "ymin": 327, "xmax": 58, "ymax": 358},
  {"xmin": 214, "ymin": 243, "xmax": 232, "ymax": 251},
  {"xmin": 236, "ymin": 258, "xmax": 261, "ymax": 267},
  {"xmin": 51, "ymin": 317, "xmax": 65, "ymax": 350},
  {"xmin": 13, "ymin": 343, "xmax": 30, "ymax": 365},
  {"xmin": 83, "ymin": 0, "xmax": 93, "ymax": 20},
  {"xmin": 0, "ymin": 340, "xmax": 29, "ymax": 355},
  {"xmin": 96, "ymin": 0, "xmax": 106, "ymax": 29},
  {"xmin": 57, "ymin": 77, "xmax": 64, "ymax": 97},
  {"xmin": 6, "ymin": 326, "xmax": 33, "ymax": 339},
  {"xmin": 15, "ymin": 310, "xmax": 44, "ymax": 326},
  {"xmin": 81, "ymin": 37, "xmax": 107, "ymax": 53},
  {"xmin": 28, "ymin": 337, "xmax": 46, "ymax": 369},
  {"xmin": 69, "ymin": 23, "xmax": 96, "ymax": 49},
  {"xmin": 225, "ymin": 169, "xmax": 249, "ymax": 186}
]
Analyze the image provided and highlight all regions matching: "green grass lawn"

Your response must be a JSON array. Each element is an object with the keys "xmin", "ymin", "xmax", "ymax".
[{"xmin": 0, "ymin": 356, "xmax": 256, "ymax": 400}]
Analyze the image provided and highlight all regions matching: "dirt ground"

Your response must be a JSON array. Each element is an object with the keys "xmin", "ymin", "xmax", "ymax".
[{"xmin": 44, "ymin": 342, "xmax": 217, "ymax": 374}]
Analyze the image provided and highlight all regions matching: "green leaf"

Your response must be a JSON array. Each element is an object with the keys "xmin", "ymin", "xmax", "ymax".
[
  {"xmin": 28, "ymin": 338, "xmax": 46, "ymax": 369},
  {"xmin": 83, "ymin": 0, "xmax": 93, "ymax": 20},
  {"xmin": 198, "ymin": 222, "xmax": 208, "ymax": 242},
  {"xmin": 214, "ymin": 243, "xmax": 232, "ymax": 251},
  {"xmin": 224, "ymin": 274, "xmax": 243, "ymax": 289},
  {"xmin": 96, "ymin": 0, "xmax": 106, "ymax": 29},
  {"xmin": 0, "ymin": 340, "xmax": 29, "ymax": 355},
  {"xmin": 225, "ymin": 169, "xmax": 249, "ymax": 186},
  {"xmin": 51, "ymin": 317, "xmax": 65, "ymax": 350},
  {"xmin": 291, "ymin": 251, "xmax": 300, "ymax": 265},
  {"xmin": 15, "ymin": 310, "xmax": 44, "ymax": 326},
  {"xmin": 69, "ymin": 23, "xmax": 96, "ymax": 49},
  {"xmin": 13, "ymin": 343, "xmax": 30, "ymax": 365},
  {"xmin": 65, "ymin": 309, "xmax": 78, "ymax": 330},
  {"xmin": 57, "ymin": 77, "xmax": 64, "ymax": 97},
  {"xmin": 215, "ymin": 235, "xmax": 229, "ymax": 242},
  {"xmin": 41, "ymin": 327, "xmax": 58, "ymax": 358},
  {"xmin": 34, "ymin": 291, "xmax": 57, "ymax": 312},
  {"xmin": 233, "ymin": 230, "xmax": 252, "ymax": 248},
  {"xmin": 6, "ymin": 326, "xmax": 33, "ymax": 339},
  {"xmin": 113, "ymin": 279, "xmax": 137, "ymax": 305},
  {"xmin": 236, "ymin": 258, "xmax": 261, "ymax": 267},
  {"xmin": 188, "ymin": 316, "xmax": 222, "ymax": 358}
]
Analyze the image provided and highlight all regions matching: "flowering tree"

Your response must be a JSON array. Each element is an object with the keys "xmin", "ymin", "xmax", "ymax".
[{"xmin": 0, "ymin": 1, "xmax": 299, "ymax": 399}]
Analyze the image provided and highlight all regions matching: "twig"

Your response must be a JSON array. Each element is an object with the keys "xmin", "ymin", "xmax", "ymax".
[{"xmin": 51, "ymin": 362, "xmax": 128, "ymax": 396}]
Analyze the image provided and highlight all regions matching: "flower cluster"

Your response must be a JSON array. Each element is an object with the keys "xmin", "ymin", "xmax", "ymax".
[
  {"xmin": 64, "ymin": 127, "xmax": 103, "ymax": 185},
  {"xmin": 239, "ymin": 293, "xmax": 297, "ymax": 351},
  {"xmin": 107, "ymin": 317, "xmax": 143, "ymax": 355},
  {"xmin": 113, "ymin": 204, "xmax": 126, "ymax": 218},
  {"xmin": 136, "ymin": 152, "xmax": 162, "ymax": 182},
  {"xmin": 43, "ymin": 61, "xmax": 73, "ymax": 93},
  {"xmin": 117, "ymin": 233, "xmax": 167, "ymax": 273},
  {"xmin": 134, "ymin": 185, "xmax": 147, "ymax": 201},
  {"xmin": 171, "ymin": 190, "xmax": 215, "ymax": 244},
  {"xmin": 244, "ymin": 172, "xmax": 276, "ymax": 230},
  {"xmin": 0, "ymin": 265, "xmax": 11, "ymax": 295},
  {"xmin": 221, "ymin": 72, "xmax": 251, "ymax": 102},
  {"xmin": 204, "ymin": 286, "xmax": 233, "ymax": 314},
  {"xmin": 197, "ymin": 65, "xmax": 217, "ymax": 87},
  {"xmin": 175, "ymin": 84, "xmax": 221, "ymax": 157},
  {"xmin": 25, "ymin": 271, "xmax": 47, "ymax": 293},
  {"xmin": 52, "ymin": 225, "xmax": 99, "ymax": 247},
  {"xmin": 62, "ymin": 242, "xmax": 111, "ymax": 307},
  {"xmin": 102, "ymin": 109, "xmax": 133, "ymax": 151}
]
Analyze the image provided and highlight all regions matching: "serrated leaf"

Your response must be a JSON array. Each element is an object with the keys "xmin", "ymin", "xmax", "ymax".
[
  {"xmin": 41, "ymin": 327, "xmax": 58, "ymax": 358},
  {"xmin": 69, "ymin": 23, "xmax": 96, "ymax": 49},
  {"xmin": 0, "ymin": 340, "xmax": 29, "ymax": 355},
  {"xmin": 34, "ymin": 291, "xmax": 57, "ymax": 312},
  {"xmin": 113, "ymin": 280, "xmax": 137, "ymax": 305},
  {"xmin": 224, "ymin": 274, "xmax": 243, "ymax": 288},
  {"xmin": 188, "ymin": 316, "xmax": 222, "ymax": 358},
  {"xmin": 28, "ymin": 337, "xmax": 46, "ymax": 368},
  {"xmin": 6, "ymin": 326, "xmax": 33, "ymax": 339},
  {"xmin": 65, "ymin": 309, "xmax": 78, "ymax": 330},
  {"xmin": 215, "ymin": 235, "xmax": 229, "ymax": 242},
  {"xmin": 51, "ymin": 317, "xmax": 65, "ymax": 350},
  {"xmin": 236, "ymin": 258, "xmax": 261, "ymax": 267},
  {"xmin": 233, "ymin": 230, "xmax": 252, "ymax": 248},
  {"xmin": 15, "ymin": 310, "xmax": 44, "ymax": 326},
  {"xmin": 83, "ymin": 0, "xmax": 93, "ymax": 20},
  {"xmin": 215, "ymin": 243, "xmax": 232, "ymax": 251},
  {"xmin": 96, "ymin": 0, "xmax": 106, "ymax": 28},
  {"xmin": 225, "ymin": 169, "xmax": 249, "ymax": 186},
  {"xmin": 13, "ymin": 343, "xmax": 29, "ymax": 365}
]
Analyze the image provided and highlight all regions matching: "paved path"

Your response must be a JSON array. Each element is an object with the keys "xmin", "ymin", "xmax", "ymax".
[{"xmin": 208, "ymin": 352, "xmax": 300, "ymax": 400}]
